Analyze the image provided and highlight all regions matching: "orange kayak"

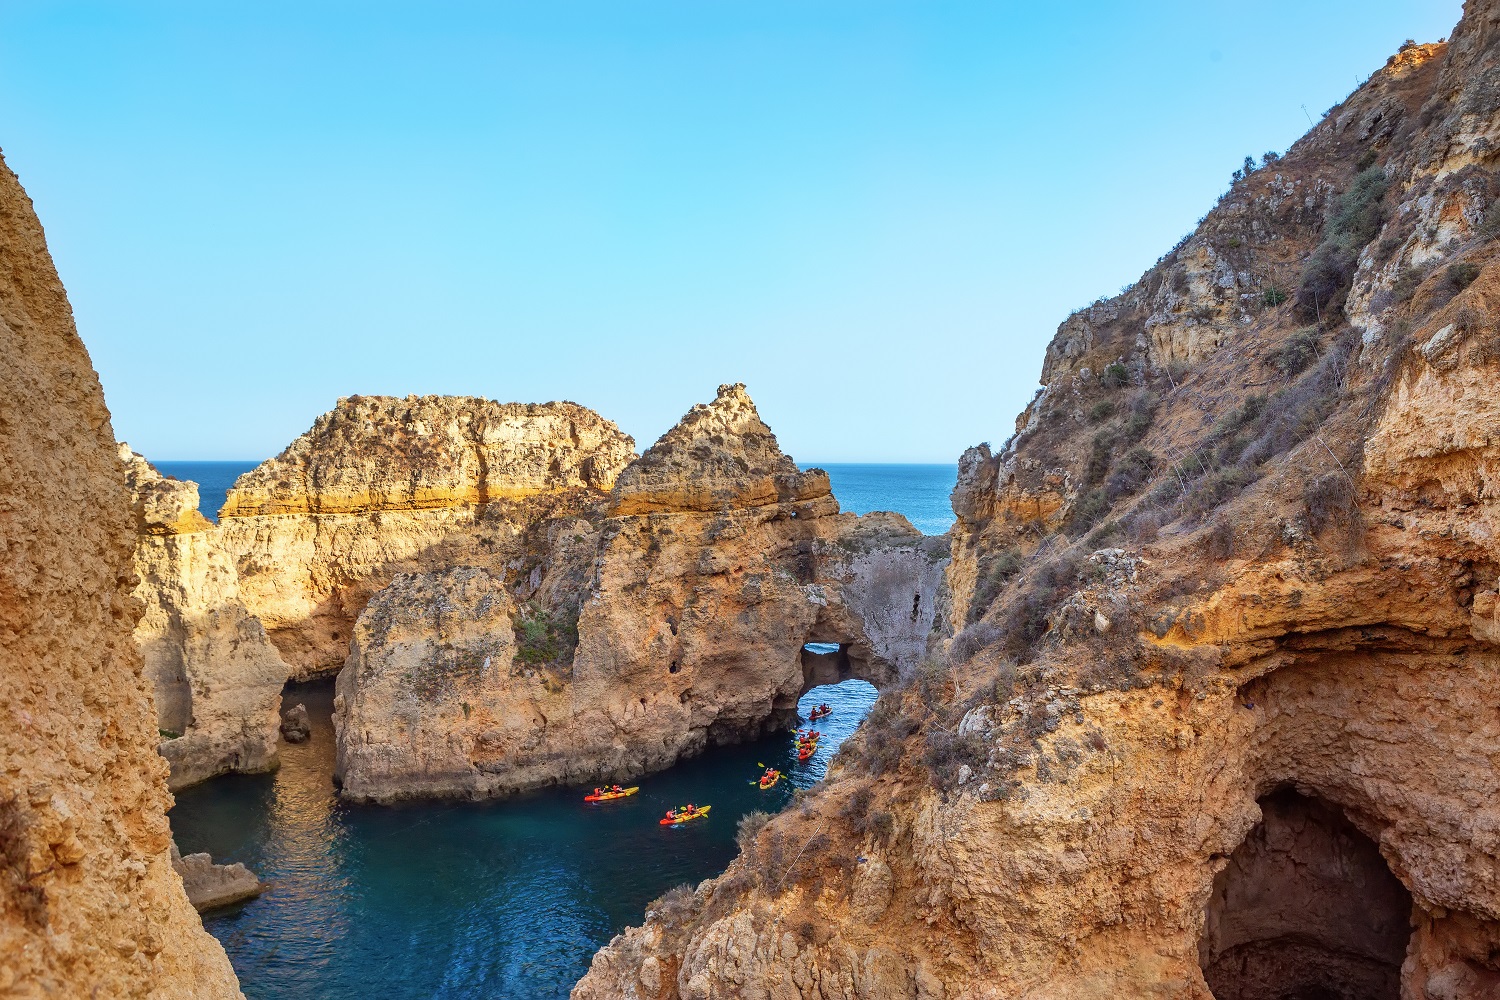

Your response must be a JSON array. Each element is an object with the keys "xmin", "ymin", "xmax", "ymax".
[
  {"xmin": 797, "ymin": 736, "xmax": 820, "ymax": 761},
  {"xmin": 660, "ymin": 805, "xmax": 711, "ymax": 826},
  {"xmin": 584, "ymin": 786, "xmax": 639, "ymax": 803}
]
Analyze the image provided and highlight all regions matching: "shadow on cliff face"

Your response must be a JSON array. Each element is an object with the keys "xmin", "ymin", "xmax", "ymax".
[{"xmin": 1199, "ymin": 789, "xmax": 1411, "ymax": 1000}]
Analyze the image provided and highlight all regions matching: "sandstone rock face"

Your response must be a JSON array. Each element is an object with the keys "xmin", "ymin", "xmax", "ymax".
[
  {"xmin": 122, "ymin": 445, "xmax": 288, "ymax": 789},
  {"xmin": 335, "ymin": 387, "xmax": 950, "ymax": 802},
  {"xmin": 610, "ymin": 382, "xmax": 830, "ymax": 515},
  {"xmin": 574, "ymin": 7, "xmax": 1500, "ymax": 998},
  {"xmin": 169, "ymin": 843, "xmax": 263, "ymax": 914},
  {"xmin": 0, "ymin": 154, "xmax": 240, "ymax": 996},
  {"xmin": 220, "ymin": 394, "xmax": 637, "ymax": 517},
  {"xmin": 215, "ymin": 397, "xmax": 636, "ymax": 680}
]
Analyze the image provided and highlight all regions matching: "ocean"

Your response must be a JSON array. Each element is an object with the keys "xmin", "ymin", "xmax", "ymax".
[{"xmin": 165, "ymin": 462, "xmax": 957, "ymax": 998}]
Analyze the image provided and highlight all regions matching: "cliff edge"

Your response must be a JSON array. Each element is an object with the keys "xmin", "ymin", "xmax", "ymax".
[
  {"xmin": 574, "ymin": 3, "xmax": 1500, "ymax": 998},
  {"xmin": 0, "ymin": 154, "xmax": 240, "ymax": 997}
]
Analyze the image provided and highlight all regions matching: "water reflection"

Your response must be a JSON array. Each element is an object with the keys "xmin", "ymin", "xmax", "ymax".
[{"xmin": 171, "ymin": 678, "xmax": 876, "ymax": 999}]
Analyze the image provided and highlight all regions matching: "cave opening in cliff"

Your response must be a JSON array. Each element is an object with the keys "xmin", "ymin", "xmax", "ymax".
[
  {"xmin": 800, "ymin": 641, "xmax": 852, "ymax": 689},
  {"xmin": 1199, "ymin": 788, "xmax": 1413, "ymax": 1000}
]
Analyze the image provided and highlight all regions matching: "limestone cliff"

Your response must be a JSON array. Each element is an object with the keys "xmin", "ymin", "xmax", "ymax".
[
  {"xmin": 121, "ymin": 445, "xmax": 288, "ymax": 790},
  {"xmin": 610, "ymin": 382, "xmax": 831, "ymax": 514},
  {"xmin": 0, "ymin": 154, "xmax": 240, "ymax": 996},
  {"xmin": 334, "ymin": 386, "xmax": 949, "ymax": 802},
  {"xmin": 216, "ymin": 395, "xmax": 637, "ymax": 679},
  {"xmin": 574, "ymin": 4, "xmax": 1500, "ymax": 998}
]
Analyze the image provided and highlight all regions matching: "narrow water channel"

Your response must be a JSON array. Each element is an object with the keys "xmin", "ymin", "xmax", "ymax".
[{"xmin": 170, "ymin": 677, "xmax": 877, "ymax": 999}]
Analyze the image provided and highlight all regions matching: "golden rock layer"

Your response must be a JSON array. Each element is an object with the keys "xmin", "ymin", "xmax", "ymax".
[{"xmin": 334, "ymin": 387, "xmax": 950, "ymax": 802}]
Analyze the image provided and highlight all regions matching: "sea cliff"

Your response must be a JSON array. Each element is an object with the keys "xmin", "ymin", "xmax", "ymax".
[
  {"xmin": 0, "ymin": 152, "xmax": 241, "ymax": 998},
  {"xmin": 573, "ymin": 4, "xmax": 1500, "ymax": 997}
]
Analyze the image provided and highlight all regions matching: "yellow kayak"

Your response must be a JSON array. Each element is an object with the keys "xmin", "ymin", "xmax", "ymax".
[
  {"xmin": 660, "ymin": 805, "xmax": 712, "ymax": 826},
  {"xmin": 585, "ymin": 786, "xmax": 639, "ymax": 803}
]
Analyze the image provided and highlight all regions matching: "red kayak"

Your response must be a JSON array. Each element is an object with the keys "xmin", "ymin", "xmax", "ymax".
[{"xmin": 807, "ymin": 704, "xmax": 832, "ymax": 721}]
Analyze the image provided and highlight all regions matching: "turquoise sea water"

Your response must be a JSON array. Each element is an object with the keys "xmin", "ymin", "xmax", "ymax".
[
  {"xmin": 164, "ymin": 462, "xmax": 957, "ymax": 997},
  {"xmin": 173, "ymin": 681, "xmax": 876, "ymax": 999},
  {"xmin": 156, "ymin": 460, "xmax": 257, "ymax": 522},
  {"xmin": 809, "ymin": 462, "xmax": 957, "ymax": 535}
]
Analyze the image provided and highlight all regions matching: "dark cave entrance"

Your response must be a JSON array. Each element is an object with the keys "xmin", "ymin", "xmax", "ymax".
[{"xmin": 1199, "ymin": 789, "xmax": 1413, "ymax": 1000}]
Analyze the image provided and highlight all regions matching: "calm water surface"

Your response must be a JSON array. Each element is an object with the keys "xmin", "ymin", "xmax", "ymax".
[
  {"xmin": 173, "ymin": 681, "xmax": 876, "ymax": 999},
  {"xmin": 166, "ymin": 462, "xmax": 955, "ymax": 997},
  {"xmin": 155, "ymin": 460, "xmax": 257, "ymax": 522},
  {"xmin": 810, "ymin": 462, "xmax": 957, "ymax": 535}
]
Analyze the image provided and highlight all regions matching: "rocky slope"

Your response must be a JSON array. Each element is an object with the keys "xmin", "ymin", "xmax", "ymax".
[
  {"xmin": 574, "ymin": 4, "xmax": 1500, "ymax": 998},
  {"xmin": 215, "ymin": 394, "xmax": 638, "ymax": 679},
  {"xmin": 122, "ymin": 444, "xmax": 288, "ymax": 789},
  {"xmin": 0, "ymin": 153, "xmax": 240, "ymax": 997},
  {"xmin": 335, "ymin": 384, "xmax": 949, "ymax": 802}
]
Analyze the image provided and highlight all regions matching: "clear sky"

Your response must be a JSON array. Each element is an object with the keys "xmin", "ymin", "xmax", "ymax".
[{"xmin": 0, "ymin": 1, "xmax": 1464, "ymax": 462}]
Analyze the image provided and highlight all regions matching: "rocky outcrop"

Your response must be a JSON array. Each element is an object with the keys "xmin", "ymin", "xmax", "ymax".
[
  {"xmin": 122, "ymin": 445, "xmax": 288, "ymax": 789},
  {"xmin": 335, "ymin": 387, "xmax": 949, "ymax": 803},
  {"xmin": 170, "ymin": 844, "xmax": 263, "ymax": 913},
  {"xmin": 279, "ymin": 703, "xmax": 311, "ymax": 743},
  {"xmin": 220, "ymin": 394, "xmax": 637, "ymax": 517},
  {"xmin": 216, "ymin": 395, "xmax": 637, "ymax": 679},
  {"xmin": 574, "ymin": 5, "xmax": 1500, "ymax": 998},
  {"xmin": 0, "ymin": 153, "xmax": 240, "ymax": 996},
  {"xmin": 610, "ymin": 383, "xmax": 831, "ymax": 514}
]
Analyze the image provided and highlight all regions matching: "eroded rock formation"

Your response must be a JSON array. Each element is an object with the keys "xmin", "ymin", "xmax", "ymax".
[
  {"xmin": 0, "ymin": 153, "xmax": 240, "ymax": 996},
  {"xmin": 335, "ymin": 384, "xmax": 949, "ymax": 802},
  {"xmin": 169, "ymin": 843, "xmax": 263, "ymax": 914},
  {"xmin": 216, "ymin": 394, "xmax": 638, "ymax": 679},
  {"xmin": 574, "ymin": 5, "xmax": 1500, "ymax": 998},
  {"xmin": 122, "ymin": 444, "xmax": 288, "ymax": 789}
]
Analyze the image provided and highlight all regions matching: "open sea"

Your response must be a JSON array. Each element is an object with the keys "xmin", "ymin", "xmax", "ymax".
[{"xmin": 166, "ymin": 462, "xmax": 957, "ymax": 999}]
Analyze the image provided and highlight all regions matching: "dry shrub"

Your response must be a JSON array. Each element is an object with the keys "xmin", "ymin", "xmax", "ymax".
[
  {"xmin": 0, "ymin": 794, "xmax": 44, "ymax": 929},
  {"xmin": 1204, "ymin": 519, "xmax": 1237, "ymax": 561},
  {"xmin": 1303, "ymin": 473, "xmax": 1360, "ymax": 538},
  {"xmin": 647, "ymin": 883, "xmax": 701, "ymax": 932}
]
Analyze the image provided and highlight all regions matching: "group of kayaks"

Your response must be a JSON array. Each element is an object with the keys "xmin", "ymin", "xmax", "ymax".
[{"xmin": 584, "ymin": 704, "xmax": 835, "ymax": 826}]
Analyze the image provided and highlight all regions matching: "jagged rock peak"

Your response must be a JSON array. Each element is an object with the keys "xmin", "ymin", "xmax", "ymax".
[
  {"xmin": 220, "ymin": 394, "xmax": 637, "ymax": 517},
  {"xmin": 610, "ymin": 382, "xmax": 833, "ymax": 514},
  {"xmin": 118, "ymin": 443, "xmax": 212, "ymax": 535}
]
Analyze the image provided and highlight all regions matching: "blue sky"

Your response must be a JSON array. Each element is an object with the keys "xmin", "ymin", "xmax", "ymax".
[{"xmin": 0, "ymin": 1, "xmax": 1463, "ymax": 462}]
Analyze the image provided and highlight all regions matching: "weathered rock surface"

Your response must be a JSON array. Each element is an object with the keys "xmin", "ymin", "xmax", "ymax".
[
  {"xmin": 610, "ymin": 382, "xmax": 831, "ymax": 514},
  {"xmin": 122, "ymin": 444, "xmax": 288, "ymax": 789},
  {"xmin": 335, "ymin": 387, "xmax": 950, "ymax": 802},
  {"xmin": 0, "ymin": 152, "xmax": 240, "ymax": 996},
  {"xmin": 216, "ymin": 396, "xmax": 637, "ymax": 679},
  {"xmin": 170, "ymin": 843, "xmax": 263, "ymax": 913},
  {"xmin": 279, "ymin": 703, "xmax": 311, "ymax": 743},
  {"xmin": 573, "ymin": 6, "xmax": 1500, "ymax": 998},
  {"xmin": 220, "ymin": 394, "xmax": 637, "ymax": 517}
]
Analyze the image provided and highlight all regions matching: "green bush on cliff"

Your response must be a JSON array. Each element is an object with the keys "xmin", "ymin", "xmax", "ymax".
[
  {"xmin": 1296, "ymin": 165, "xmax": 1389, "ymax": 319},
  {"xmin": 513, "ymin": 601, "xmax": 580, "ymax": 667}
]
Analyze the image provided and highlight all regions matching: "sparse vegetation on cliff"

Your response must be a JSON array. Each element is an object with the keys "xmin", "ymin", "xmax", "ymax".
[{"xmin": 512, "ymin": 600, "xmax": 580, "ymax": 668}]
